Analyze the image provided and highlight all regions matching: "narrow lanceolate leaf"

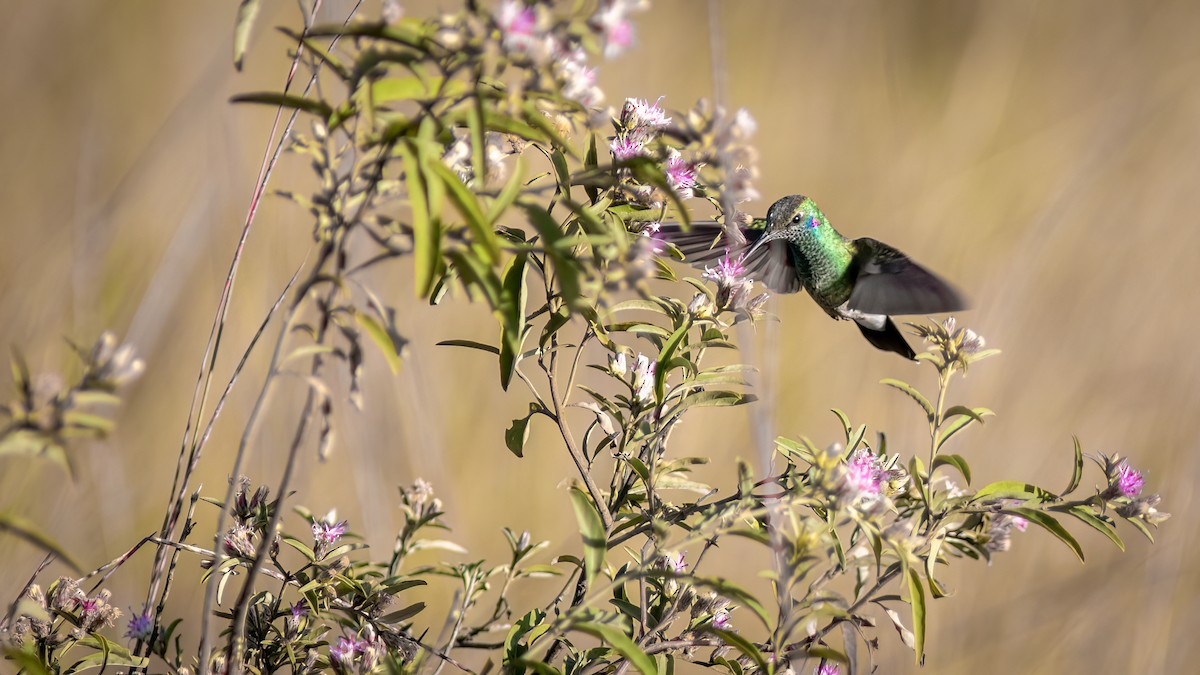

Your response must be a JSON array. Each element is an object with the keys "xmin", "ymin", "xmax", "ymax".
[
  {"xmin": 709, "ymin": 629, "xmax": 768, "ymax": 672},
  {"xmin": 972, "ymin": 481, "xmax": 1056, "ymax": 503},
  {"xmin": 436, "ymin": 339, "xmax": 500, "ymax": 355},
  {"xmin": 655, "ymin": 320, "xmax": 691, "ymax": 403},
  {"xmin": 880, "ymin": 378, "xmax": 934, "ymax": 421},
  {"xmin": 935, "ymin": 407, "xmax": 994, "ymax": 451},
  {"xmin": 355, "ymin": 311, "xmax": 404, "ymax": 374},
  {"xmin": 1064, "ymin": 435, "xmax": 1084, "ymax": 495},
  {"xmin": 568, "ymin": 488, "xmax": 606, "ymax": 585},
  {"xmin": 428, "ymin": 161, "xmax": 500, "ymax": 264},
  {"xmin": 233, "ymin": 0, "xmax": 261, "ymax": 71},
  {"xmin": 397, "ymin": 141, "xmax": 439, "ymax": 296},
  {"xmin": 498, "ymin": 252, "xmax": 529, "ymax": 390},
  {"xmin": 573, "ymin": 622, "xmax": 657, "ymax": 675},
  {"xmin": 1006, "ymin": 507, "xmax": 1085, "ymax": 562},
  {"xmin": 1064, "ymin": 505, "xmax": 1124, "ymax": 551},
  {"xmin": 905, "ymin": 568, "xmax": 926, "ymax": 665},
  {"xmin": 229, "ymin": 92, "xmax": 333, "ymax": 120},
  {"xmin": 0, "ymin": 512, "xmax": 82, "ymax": 572},
  {"xmin": 931, "ymin": 454, "xmax": 972, "ymax": 484}
]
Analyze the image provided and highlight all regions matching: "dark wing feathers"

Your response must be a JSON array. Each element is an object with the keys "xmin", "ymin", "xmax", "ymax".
[
  {"xmin": 847, "ymin": 238, "xmax": 967, "ymax": 315},
  {"xmin": 855, "ymin": 317, "xmax": 918, "ymax": 360},
  {"xmin": 657, "ymin": 221, "xmax": 802, "ymax": 295}
]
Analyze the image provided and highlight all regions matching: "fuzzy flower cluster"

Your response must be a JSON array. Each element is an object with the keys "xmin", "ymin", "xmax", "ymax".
[
  {"xmin": 82, "ymin": 331, "xmax": 145, "ymax": 391},
  {"xmin": 442, "ymin": 130, "xmax": 527, "ymax": 187},
  {"xmin": 911, "ymin": 316, "xmax": 989, "ymax": 372},
  {"xmin": 836, "ymin": 447, "xmax": 907, "ymax": 511},
  {"xmin": 493, "ymin": 0, "xmax": 645, "ymax": 106},
  {"xmin": 609, "ymin": 351, "xmax": 656, "ymax": 407},
  {"xmin": 673, "ymin": 99, "xmax": 760, "ymax": 205},
  {"xmin": 986, "ymin": 510, "xmax": 1030, "ymax": 555},
  {"xmin": 611, "ymin": 97, "xmax": 672, "ymax": 161},
  {"xmin": 223, "ymin": 476, "xmax": 271, "ymax": 559},
  {"xmin": 701, "ymin": 253, "xmax": 765, "ymax": 314},
  {"xmin": 312, "ymin": 510, "xmax": 350, "ymax": 558},
  {"xmin": 1097, "ymin": 454, "xmax": 1169, "ymax": 526},
  {"xmin": 330, "ymin": 626, "xmax": 387, "ymax": 675}
]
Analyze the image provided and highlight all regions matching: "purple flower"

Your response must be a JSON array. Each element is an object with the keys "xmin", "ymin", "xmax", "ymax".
[
  {"xmin": 312, "ymin": 518, "xmax": 348, "ymax": 547},
  {"xmin": 622, "ymin": 97, "xmax": 671, "ymax": 130},
  {"xmin": 604, "ymin": 18, "xmax": 635, "ymax": 58},
  {"xmin": 702, "ymin": 254, "xmax": 746, "ymax": 285},
  {"xmin": 664, "ymin": 150, "xmax": 696, "ymax": 199},
  {"xmin": 846, "ymin": 449, "xmax": 883, "ymax": 497},
  {"xmin": 290, "ymin": 601, "xmax": 308, "ymax": 620},
  {"xmin": 611, "ymin": 135, "xmax": 645, "ymax": 161},
  {"xmin": 125, "ymin": 611, "xmax": 153, "ymax": 642},
  {"xmin": 330, "ymin": 636, "xmax": 358, "ymax": 665},
  {"xmin": 1011, "ymin": 515, "xmax": 1029, "ymax": 532},
  {"xmin": 497, "ymin": 1, "xmax": 538, "ymax": 53},
  {"xmin": 815, "ymin": 665, "xmax": 840, "ymax": 675},
  {"xmin": 662, "ymin": 551, "xmax": 687, "ymax": 573},
  {"xmin": 1115, "ymin": 461, "xmax": 1145, "ymax": 497},
  {"xmin": 631, "ymin": 354, "xmax": 656, "ymax": 405},
  {"xmin": 711, "ymin": 610, "xmax": 732, "ymax": 630}
]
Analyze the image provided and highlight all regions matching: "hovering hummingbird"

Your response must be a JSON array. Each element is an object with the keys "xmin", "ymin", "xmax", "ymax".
[{"xmin": 662, "ymin": 194, "xmax": 967, "ymax": 359}]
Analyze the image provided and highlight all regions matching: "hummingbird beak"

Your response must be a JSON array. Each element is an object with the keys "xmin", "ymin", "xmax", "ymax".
[{"xmin": 743, "ymin": 230, "xmax": 781, "ymax": 260}]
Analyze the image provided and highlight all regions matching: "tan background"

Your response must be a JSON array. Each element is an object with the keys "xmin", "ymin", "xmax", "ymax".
[{"xmin": 1, "ymin": 1, "xmax": 1197, "ymax": 672}]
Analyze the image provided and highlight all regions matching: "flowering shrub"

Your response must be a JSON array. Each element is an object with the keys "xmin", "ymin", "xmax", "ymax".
[{"xmin": 0, "ymin": 1, "xmax": 1168, "ymax": 674}]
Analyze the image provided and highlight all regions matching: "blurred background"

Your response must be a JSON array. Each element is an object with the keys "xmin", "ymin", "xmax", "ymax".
[{"xmin": 2, "ymin": 0, "xmax": 1198, "ymax": 672}]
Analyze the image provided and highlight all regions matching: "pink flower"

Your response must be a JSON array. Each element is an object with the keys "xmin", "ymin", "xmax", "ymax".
[
  {"xmin": 604, "ymin": 19, "xmax": 635, "ymax": 58},
  {"xmin": 497, "ymin": 1, "xmax": 538, "ymax": 53},
  {"xmin": 702, "ymin": 254, "xmax": 746, "ymax": 285},
  {"xmin": 661, "ymin": 551, "xmax": 687, "ymax": 573},
  {"xmin": 125, "ymin": 611, "xmax": 153, "ymax": 642},
  {"xmin": 1011, "ymin": 516, "xmax": 1029, "ymax": 532},
  {"xmin": 330, "ymin": 636, "xmax": 357, "ymax": 665},
  {"xmin": 711, "ymin": 610, "xmax": 732, "ymax": 630},
  {"xmin": 621, "ymin": 97, "xmax": 671, "ymax": 131},
  {"xmin": 611, "ymin": 135, "xmax": 645, "ymax": 161},
  {"xmin": 846, "ymin": 449, "xmax": 883, "ymax": 497},
  {"xmin": 312, "ymin": 518, "xmax": 348, "ymax": 547},
  {"xmin": 664, "ymin": 151, "xmax": 696, "ymax": 199},
  {"xmin": 815, "ymin": 665, "xmax": 840, "ymax": 675},
  {"xmin": 1116, "ymin": 461, "xmax": 1144, "ymax": 497}
]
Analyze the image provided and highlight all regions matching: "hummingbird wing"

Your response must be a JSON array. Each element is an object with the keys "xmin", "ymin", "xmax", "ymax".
[
  {"xmin": 657, "ymin": 221, "xmax": 802, "ymax": 294},
  {"xmin": 847, "ymin": 238, "xmax": 967, "ymax": 315}
]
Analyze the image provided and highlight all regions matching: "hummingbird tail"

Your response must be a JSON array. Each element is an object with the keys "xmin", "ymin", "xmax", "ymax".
[{"xmin": 855, "ymin": 317, "xmax": 918, "ymax": 361}]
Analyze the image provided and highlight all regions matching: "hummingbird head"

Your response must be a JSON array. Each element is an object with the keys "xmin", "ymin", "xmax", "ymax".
[{"xmin": 745, "ymin": 195, "xmax": 828, "ymax": 257}]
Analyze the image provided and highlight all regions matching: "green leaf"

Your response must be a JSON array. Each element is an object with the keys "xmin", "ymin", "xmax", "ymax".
[
  {"xmin": 568, "ymin": 488, "xmax": 606, "ymax": 585},
  {"xmin": 972, "ymin": 481, "xmax": 1057, "ymax": 502},
  {"xmin": 905, "ymin": 568, "xmax": 926, "ymax": 665},
  {"xmin": 429, "ymin": 161, "xmax": 501, "ymax": 265},
  {"xmin": 880, "ymin": 378, "xmax": 935, "ymax": 421},
  {"xmin": 1006, "ymin": 507, "xmax": 1085, "ymax": 562},
  {"xmin": 1064, "ymin": 505, "xmax": 1124, "ymax": 551},
  {"xmin": 655, "ymin": 320, "xmax": 691, "ymax": 403},
  {"xmin": 397, "ymin": 141, "xmax": 439, "ymax": 297},
  {"xmin": 67, "ymin": 635, "xmax": 148, "ymax": 673},
  {"xmin": 229, "ymin": 92, "xmax": 332, "ymax": 119},
  {"xmin": 506, "ymin": 403, "xmax": 539, "ymax": 458},
  {"xmin": 708, "ymin": 628, "xmax": 767, "ymax": 672},
  {"xmin": 674, "ymin": 390, "xmax": 756, "ymax": 412},
  {"xmin": 935, "ymin": 407, "xmax": 994, "ymax": 450},
  {"xmin": 831, "ymin": 408, "xmax": 853, "ymax": 442},
  {"xmin": 0, "ymin": 511, "xmax": 81, "ymax": 572},
  {"xmin": 931, "ymin": 454, "xmax": 972, "ymax": 484},
  {"xmin": 233, "ymin": 0, "xmax": 261, "ymax": 71},
  {"xmin": 498, "ymin": 252, "xmax": 529, "ymax": 390},
  {"xmin": 1064, "ymin": 435, "xmax": 1084, "ymax": 495},
  {"xmin": 355, "ymin": 311, "xmax": 404, "ymax": 374},
  {"xmin": 572, "ymin": 622, "xmax": 656, "ymax": 675},
  {"xmin": 505, "ymin": 609, "xmax": 548, "ymax": 668},
  {"xmin": 437, "ymin": 339, "xmax": 501, "ymax": 355},
  {"xmin": 691, "ymin": 577, "xmax": 770, "ymax": 628}
]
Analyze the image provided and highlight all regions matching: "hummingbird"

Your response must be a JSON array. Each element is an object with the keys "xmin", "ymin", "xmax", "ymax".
[{"xmin": 661, "ymin": 194, "xmax": 967, "ymax": 359}]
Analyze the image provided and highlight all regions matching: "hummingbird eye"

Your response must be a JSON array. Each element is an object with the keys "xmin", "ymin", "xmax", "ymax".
[{"xmin": 791, "ymin": 214, "xmax": 802, "ymax": 224}]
